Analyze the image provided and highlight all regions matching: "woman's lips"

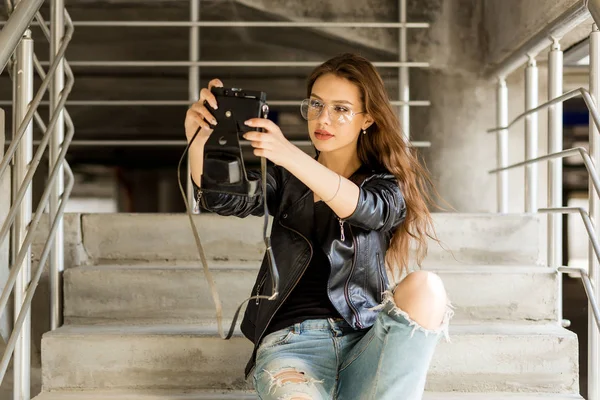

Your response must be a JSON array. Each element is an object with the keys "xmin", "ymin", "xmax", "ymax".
[{"xmin": 315, "ymin": 129, "xmax": 334, "ymax": 141}]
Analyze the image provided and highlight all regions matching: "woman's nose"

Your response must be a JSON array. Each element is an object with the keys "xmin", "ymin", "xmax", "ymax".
[{"xmin": 317, "ymin": 105, "xmax": 332, "ymax": 125}]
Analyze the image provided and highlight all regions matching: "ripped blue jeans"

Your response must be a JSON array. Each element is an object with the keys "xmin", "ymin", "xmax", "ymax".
[{"xmin": 252, "ymin": 290, "xmax": 454, "ymax": 400}]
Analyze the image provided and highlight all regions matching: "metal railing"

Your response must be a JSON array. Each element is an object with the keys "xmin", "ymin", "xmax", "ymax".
[
  {"xmin": 0, "ymin": 0, "xmax": 432, "ymax": 207},
  {"xmin": 0, "ymin": 0, "xmax": 74, "ymax": 398},
  {"xmin": 488, "ymin": 3, "xmax": 600, "ymax": 398}
]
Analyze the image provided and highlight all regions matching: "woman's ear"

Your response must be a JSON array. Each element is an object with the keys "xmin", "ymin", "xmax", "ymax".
[{"xmin": 362, "ymin": 116, "xmax": 374, "ymax": 131}]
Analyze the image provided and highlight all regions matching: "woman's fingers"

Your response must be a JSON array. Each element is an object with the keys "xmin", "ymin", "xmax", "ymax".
[
  {"xmin": 190, "ymin": 103, "xmax": 217, "ymax": 126},
  {"xmin": 243, "ymin": 131, "xmax": 270, "ymax": 142},
  {"xmin": 199, "ymin": 79, "xmax": 223, "ymax": 110},
  {"xmin": 190, "ymin": 111, "xmax": 211, "ymax": 132},
  {"xmin": 200, "ymin": 88, "xmax": 218, "ymax": 110},
  {"xmin": 208, "ymin": 78, "xmax": 223, "ymax": 90},
  {"xmin": 244, "ymin": 118, "xmax": 277, "ymax": 131}
]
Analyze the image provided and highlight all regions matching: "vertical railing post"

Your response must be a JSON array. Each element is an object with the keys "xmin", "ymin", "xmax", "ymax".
[
  {"xmin": 50, "ymin": 0, "xmax": 65, "ymax": 330},
  {"xmin": 589, "ymin": 23, "xmax": 600, "ymax": 400},
  {"xmin": 187, "ymin": 0, "xmax": 200, "ymax": 209},
  {"xmin": 399, "ymin": 0, "xmax": 409, "ymax": 139},
  {"xmin": 497, "ymin": 78, "xmax": 509, "ymax": 213},
  {"xmin": 13, "ymin": 28, "xmax": 33, "ymax": 400},
  {"xmin": 525, "ymin": 56, "xmax": 538, "ymax": 213},
  {"xmin": 548, "ymin": 39, "xmax": 563, "ymax": 325}
]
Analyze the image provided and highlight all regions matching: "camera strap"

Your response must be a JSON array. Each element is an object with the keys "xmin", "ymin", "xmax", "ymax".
[{"xmin": 178, "ymin": 126, "xmax": 279, "ymax": 340}]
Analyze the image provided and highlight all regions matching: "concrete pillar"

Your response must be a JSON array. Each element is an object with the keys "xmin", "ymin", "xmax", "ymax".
[{"xmin": 407, "ymin": 0, "xmax": 554, "ymax": 214}]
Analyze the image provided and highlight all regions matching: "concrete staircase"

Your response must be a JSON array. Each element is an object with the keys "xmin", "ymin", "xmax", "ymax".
[{"xmin": 32, "ymin": 213, "xmax": 584, "ymax": 399}]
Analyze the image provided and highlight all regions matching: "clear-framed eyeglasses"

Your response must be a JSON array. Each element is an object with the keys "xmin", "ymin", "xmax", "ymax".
[{"xmin": 300, "ymin": 98, "xmax": 366, "ymax": 125}]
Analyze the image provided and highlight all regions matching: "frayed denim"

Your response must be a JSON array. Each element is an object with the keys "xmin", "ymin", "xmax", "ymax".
[{"xmin": 253, "ymin": 287, "xmax": 454, "ymax": 400}]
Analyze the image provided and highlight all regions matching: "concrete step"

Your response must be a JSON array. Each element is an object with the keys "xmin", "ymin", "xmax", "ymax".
[
  {"xmin": 41, "ymin": 323, "xmax": 578, "ymax": 393},
  {"xmin": 64, "ymin": 264, "xmax": 558, "ymax": 325},
  {"xmin": 77, "ymin": 213, "xmax": 542, "ymax": 266},
  {"xmin": 32, "ymin": 389, "xmax": 585, "ymax": 399}
]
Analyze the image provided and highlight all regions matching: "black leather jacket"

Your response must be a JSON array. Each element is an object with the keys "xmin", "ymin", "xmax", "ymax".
[{"xmin": 196, "ymin": 162, "xmax": 406, "ymax": 378}]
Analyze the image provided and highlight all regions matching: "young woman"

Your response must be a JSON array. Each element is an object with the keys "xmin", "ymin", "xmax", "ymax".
[{"xmin": 185, "ymin": 53, "xmax": 453, "ymax": 400}]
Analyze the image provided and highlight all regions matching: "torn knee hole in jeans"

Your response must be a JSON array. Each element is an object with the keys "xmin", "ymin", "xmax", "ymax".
[
  {"xmin": 368, "ymin": 290, "xmax": 455, "ymax": 342},
  {"xmin": 263, "ymin": 367, "xmax": 323, "ymax": 398},
  {"xmin": 277, "ymin": 394, "xmax": 314, "ymax": 400}
]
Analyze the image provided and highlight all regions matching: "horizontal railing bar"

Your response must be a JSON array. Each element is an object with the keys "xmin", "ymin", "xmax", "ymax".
[
  {"xmin": 37, "ymin": 61, "xmax": 430, "ymax": 68},
  {"xmin": 489, "ymin": 147, "xmax": 581, "ymax": 172},
  {"xmin": 0, "ymin": 100, "xmax": 432, "ymax": 107},
  {"xmin": 487, "ymin": 88, "xmax": 600, "ymax": 135},
  {"xmin": 4, "ymin": 139, "xmax": 433, "ymax": 148},
  {"xmin": 488, "ymin": 147, "xmax": 600, "ymax": 200},
  {"xmin": 2, "ymin": 20, "xmax": 430, "ymax": 28}
]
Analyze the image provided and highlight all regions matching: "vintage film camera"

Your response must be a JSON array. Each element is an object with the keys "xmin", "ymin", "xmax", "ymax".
[{"xmin": 201, "ymin": 87, "xmax": 269, "ymax": 197}]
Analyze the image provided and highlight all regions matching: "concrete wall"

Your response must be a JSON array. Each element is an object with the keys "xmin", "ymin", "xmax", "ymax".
[
  {"xmin": 484, "ymin": 0, "xmax": 582, "ymax": 71},
  {"xmin": 237, "ymin": 0, "xmax": 398, "ymax": 54}
]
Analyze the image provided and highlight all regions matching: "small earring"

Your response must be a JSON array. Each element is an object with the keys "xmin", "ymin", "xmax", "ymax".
[{"xmin": 362, "ymin": 129, "xmax": 367, "ymax": 135}]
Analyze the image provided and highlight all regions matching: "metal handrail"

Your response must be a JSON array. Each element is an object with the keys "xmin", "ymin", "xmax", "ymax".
[
  {"xmin": 0, "ymin": 14, "xmax": 75, "ymax": 165},
  {"xmin": 0, "ymin": 0, "xmax": 44, "ymax": 74},
  {"xmin": 489, "ymin": 147, "xmax": 600, "ymax": 200},
  {"xmin": 0, "ymin": 51, "xmax": 74, "ymax": 266},
  {"xmin": 487, "ymin": 17, "xmax": 600, "ymax": 396},
  {"xmin": 0, "ymin": 0, "xmax": 76, "ymax": 395},
  {"xmin": 487, "ymin": 87, "xmax": 600, "ymax": 136},
  {"xmin": 539, "ymin": 208, "xmax": 600, "ymax": 333},
  {"xmin": 0, "ymin": 13, "xmax": 73, "ymax": 178},
  {"xmin": 0, "ymin": 129, "xmax": 75, "ymax": 383}
]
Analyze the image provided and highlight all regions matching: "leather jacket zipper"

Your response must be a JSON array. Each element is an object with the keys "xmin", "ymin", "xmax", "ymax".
[
  {"xmin": 255, "ymin": 273, "xmax": 268, "ymax": 305},
  {"xmin": 376, "ymin": 252, "xmax": 386, "ymax": 296},
  {"xmin": 342, "ymin": 222, "xmax": 363, "ymax": 329},
  {"xmin": 255, "ymin": 218, "xmax": 313, "ymax": 348},
  {"xmin": 194, "ymin": 188, "xmax": 208, "ymax": 213}
]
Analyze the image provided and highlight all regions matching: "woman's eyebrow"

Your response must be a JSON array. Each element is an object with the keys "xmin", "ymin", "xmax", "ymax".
[{"xmin": 310, "ymin": 93, "xmax": 354, "ymax": 106}]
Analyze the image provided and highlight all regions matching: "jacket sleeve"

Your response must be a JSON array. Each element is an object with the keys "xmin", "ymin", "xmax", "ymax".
[
  {"xmin": 192, "ymin": 165, "xmax": 285, "ymax": 218},
  {"xmin": 343, "ymin": 176, "xmax": 406, "ymax": 232}
]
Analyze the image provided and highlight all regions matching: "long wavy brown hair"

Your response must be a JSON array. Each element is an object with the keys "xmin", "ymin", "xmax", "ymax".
[{"xmin": 307, "ymin": 53, "xmax": 438, "ymax": 279}]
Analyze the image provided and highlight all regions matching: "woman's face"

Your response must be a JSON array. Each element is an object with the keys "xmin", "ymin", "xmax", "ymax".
[{"xmin": 307, "ymin": 73, "xmax": 370, "ymax": 154}]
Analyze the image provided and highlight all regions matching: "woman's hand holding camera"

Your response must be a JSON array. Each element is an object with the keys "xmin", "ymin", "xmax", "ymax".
[
  {"xmin": 185, "ymin": 78, "xmax": 298, "ymax": 168},
  {"xmin": 185, "ymin": 78, "xmax": 222, "ymax": 146},
  {"xmin": 243, "ymin": 118, "xmax": 297, "ymax": 167}
]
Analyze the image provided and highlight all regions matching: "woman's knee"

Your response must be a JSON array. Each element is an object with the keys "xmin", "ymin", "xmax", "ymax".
[
  {"xmin": 392, "ymin": 270, "xmax": 448, "ymax": 330},
  {"xmin": 254, "ymin": 365, "xmax": 325, "ymax": 400}
]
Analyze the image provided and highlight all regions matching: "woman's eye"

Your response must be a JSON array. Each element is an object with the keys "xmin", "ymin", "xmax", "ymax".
[
  {"xmin": 334, "ymin": 106, "xmax": 349, "ymax": 113},
  {"xmin": 310, "ymin": 100, "xmax": 323, "ymax": 108}
]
